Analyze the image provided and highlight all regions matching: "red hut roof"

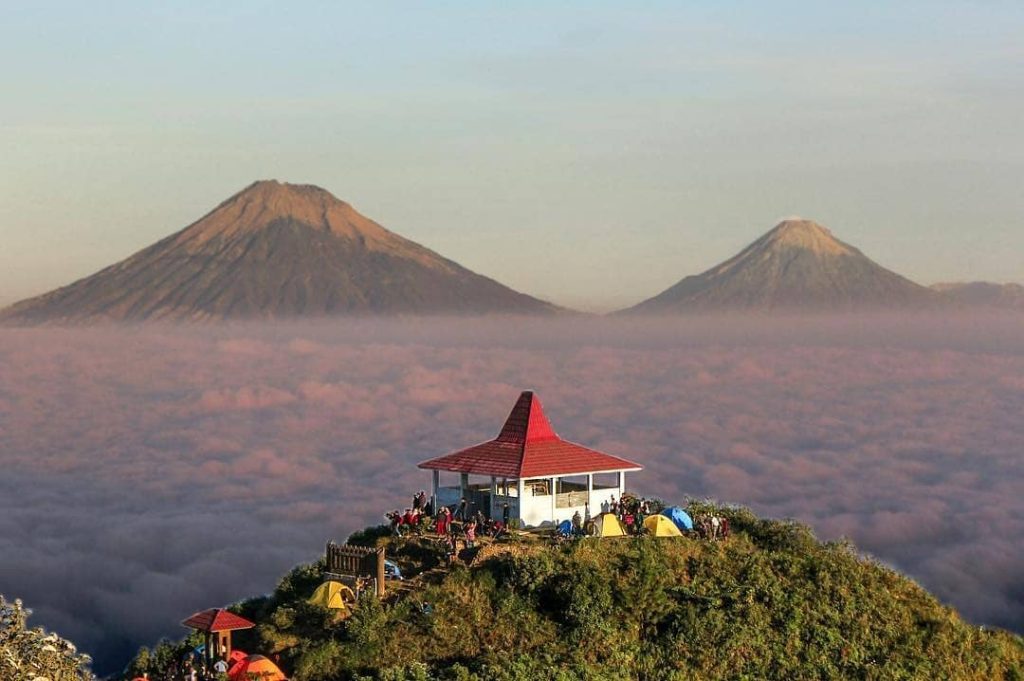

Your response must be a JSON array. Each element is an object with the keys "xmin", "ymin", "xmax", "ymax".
[
  {"xmin": 181, "ymin": 608, "xmax": 255, "ymax": 633},
  {"xmin": 418, "ymin": 391, "xmax": 642, "ymax": 478}
]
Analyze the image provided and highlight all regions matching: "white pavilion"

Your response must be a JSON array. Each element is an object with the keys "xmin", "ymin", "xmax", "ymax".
[{"xmin": 418, "ymin": 391, "xmax": 643, "ymax": 527}]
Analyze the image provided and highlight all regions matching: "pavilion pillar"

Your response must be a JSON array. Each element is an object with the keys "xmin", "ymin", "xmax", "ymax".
[
  {"xmin": 587, "ymin": 473, "xmax": 593, "ymax": 506},
  {"xmin": 490, "ymin": 476, "xmax": 497, "ymax": 518},
  {"xmin": 618, "ymin": 471, "xmax": 625, "ymax": 497},
  {"xmin": 459, "ymin": 473, "xmax": 468, "ymax": 501},
  {"xmin": 551, "ymin": 476, "xmax": 557, "ymax": 522},
  {"xmin": 516, "ymin": 479, "xmax": 524, "ymax": 526},
  {"xmin": 431, "ymin": 470, "xmax": 439, "ymax": 513}
]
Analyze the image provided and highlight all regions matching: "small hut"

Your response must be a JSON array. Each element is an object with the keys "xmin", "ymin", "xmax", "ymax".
[{"xmin": 181, "ymin": 608, "xmax": 255, "ymax": 671}]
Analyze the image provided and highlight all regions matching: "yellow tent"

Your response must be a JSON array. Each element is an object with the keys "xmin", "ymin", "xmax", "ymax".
[
  {"xmin": 643, "ymin": 514, "xmax": 683, "ymax": 537},
  {"xmin": 308, "ymin": 581, "xmax": 356, "ymax": 610},
  {"xmin": 592, "ymin": 513, "xmax": 627, "ymax": 537}
]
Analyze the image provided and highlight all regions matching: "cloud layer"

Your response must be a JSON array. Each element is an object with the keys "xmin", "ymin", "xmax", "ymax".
[{"xmin": 1, "ymin": 315, "xmax": 1022, "ymax": 674}]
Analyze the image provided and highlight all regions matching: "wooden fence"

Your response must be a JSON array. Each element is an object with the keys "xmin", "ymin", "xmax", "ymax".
[{"xmin": 325, "ymin": 542, "xmax": 386, "ymax": 597}]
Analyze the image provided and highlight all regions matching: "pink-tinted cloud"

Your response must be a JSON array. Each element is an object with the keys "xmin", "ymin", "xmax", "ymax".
[{"xmin": 0, "ymin": 314, "xmax": 1022, "ymax": 674}]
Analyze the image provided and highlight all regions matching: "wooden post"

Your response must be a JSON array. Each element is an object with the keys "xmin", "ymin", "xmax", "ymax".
[
  {"xmin": 376, "ymin": 547, "xmax": 386, "ymax": 597},
  {"xmin": 431, "ymin": 470, "xmax": 439, "ymax": 514}
]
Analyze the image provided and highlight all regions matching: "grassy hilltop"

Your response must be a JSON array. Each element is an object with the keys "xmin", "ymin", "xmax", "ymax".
[{"xmin": 126, "ymin": 503, "xmax": 1024, "ymax": 681}]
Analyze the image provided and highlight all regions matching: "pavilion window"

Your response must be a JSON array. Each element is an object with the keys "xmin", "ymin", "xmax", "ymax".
[
  {"xmin": 555, "ymin": 474, "xmax": 590, "ymax": 508},
  {"xmin": 523, "ymin": 478, "xmax": 551, "ymax": 496}
]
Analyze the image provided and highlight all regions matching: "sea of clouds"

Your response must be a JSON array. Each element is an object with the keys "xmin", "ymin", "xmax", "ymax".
[{"xmin": 1, "ymin": 315, "xmax": 1023, "ymax": 675}]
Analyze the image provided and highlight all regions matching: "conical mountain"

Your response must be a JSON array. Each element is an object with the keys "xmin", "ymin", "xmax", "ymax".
[
  {"xmin": 621, "ymin": 218, "xmax": 938, "ymax": 313},
  {"xmin": 0, "ymin": 181, "xmax": 560, "ymax": 323}
]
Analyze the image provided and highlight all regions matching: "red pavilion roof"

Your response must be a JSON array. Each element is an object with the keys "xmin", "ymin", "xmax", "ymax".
[
  {"xmin": 181, "ymin": 608, "xmax": 255, "ymax": 633},
  {"xmin": 418, "ymin": 391, "xmax": 642, "ymax": 478}
]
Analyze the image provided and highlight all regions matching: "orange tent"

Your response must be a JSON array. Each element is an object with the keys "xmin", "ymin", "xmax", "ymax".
[{"xmin": 228, "ymin": 654, "xmax": 287, "ymax": 681}]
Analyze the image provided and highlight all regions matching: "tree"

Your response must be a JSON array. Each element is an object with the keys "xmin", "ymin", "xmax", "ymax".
[{"xmin": 0, "ymin": 595, "xmax": 95, "ymax": 681}]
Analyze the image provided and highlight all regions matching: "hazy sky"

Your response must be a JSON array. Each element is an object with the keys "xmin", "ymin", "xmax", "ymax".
[{"xmin": 1, "ymin": 2, "xmax": 1022, "ymax": 311}]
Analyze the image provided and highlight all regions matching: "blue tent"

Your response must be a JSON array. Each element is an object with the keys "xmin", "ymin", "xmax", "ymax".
[
  {"xmin": 662, "ymin": 506, "xmax": 694, "ymax": 532},
  {"xmin": 384, "ymin": 559, "xmax": 404, "ymax": 580},
  {"xmin": 556, "ymin": 519, "xmax": 573, "ymax": 537}
]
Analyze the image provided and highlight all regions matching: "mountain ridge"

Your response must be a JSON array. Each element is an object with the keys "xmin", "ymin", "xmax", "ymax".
[{"xmin": 931, "ymin": 281, "xmax": 1024, "ymax": 310}]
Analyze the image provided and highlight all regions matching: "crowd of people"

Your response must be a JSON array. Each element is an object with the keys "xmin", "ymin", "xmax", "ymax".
[
  {"xmin": 563, "ymin": 494, "xmax": 731, "ymax": 540},
  {"xmin": 693, "ymin": 513, "xmax": 731, "ymax": 540},
  {"xmin": 386, "ymin": 491, "xmax": 513, "ymax": 563},
  {"xmin": 602, "ymin": 493, "xmax": 660, "ymax": 535},
  {"xmin": 388, "ymin": 490, "xmax": 730, "ymax": 552}
]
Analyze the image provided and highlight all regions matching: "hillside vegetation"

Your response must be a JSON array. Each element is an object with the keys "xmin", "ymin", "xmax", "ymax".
[
  {"xmin": 1, "ymin": 595, "xmax": 95, "ymax": 681},
  {"xmin": 127, "ymin": 503, "xmax": 1024, "ymax": 681}
]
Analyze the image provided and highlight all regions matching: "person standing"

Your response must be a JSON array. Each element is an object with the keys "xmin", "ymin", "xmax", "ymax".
[
  {"xmin": 455, "ymin": 497, "xmax": 468, "ymax": 522},
  {"xmin": 502, "ymin": 502, "xmax": 511, "ymax": 526},
  {"xmin": 465, "ymin": 520, "xmax": 477, "ymax": 549},
  {"xmin": 435, "ymin": 507, "xmax": 448, "ymax": 536},
  {"xmin": 445, "ymin": 533, "xmax": 458, "ymax": 564}
]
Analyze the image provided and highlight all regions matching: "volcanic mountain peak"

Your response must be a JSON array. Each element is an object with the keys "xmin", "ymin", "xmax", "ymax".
[
  {"xmin": 622, "ymin": 217, "xmax": 936, "ymax": 313},
  {"xmin": 761, "ymin": 218, "xmax": 854, "ymax": 257},
  {"xmin": 0, "ymin": 181, "xmax": 559, "ymax": 322},
  {"xmin": 180, "ymin": 179, "xmax": 433, "ymax": 265}
]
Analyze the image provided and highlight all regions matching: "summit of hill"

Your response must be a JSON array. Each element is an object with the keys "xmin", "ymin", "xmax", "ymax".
[{"xmin": 122, "ymin": 501, "xmax": 1024, "ymax": 681}]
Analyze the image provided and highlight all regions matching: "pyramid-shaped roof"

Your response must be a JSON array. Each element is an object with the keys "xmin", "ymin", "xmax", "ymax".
[
  {"xmin": 418, "ymin": 391, "xmax": 642, "ymax": 478},
  {"xmin": 181, "ymin": 608, "xmax": 255, "ymax": 633}
]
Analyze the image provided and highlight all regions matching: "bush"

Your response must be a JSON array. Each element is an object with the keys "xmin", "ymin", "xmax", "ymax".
[{"xmin": 1, "ymin": 595, "xmax": 96, "ymax": 681}]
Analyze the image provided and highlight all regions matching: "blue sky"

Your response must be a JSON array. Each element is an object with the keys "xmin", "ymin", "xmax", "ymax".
[{"xmin": 1, "ymin": 1, "xmax": 1022, "ymax": 310}]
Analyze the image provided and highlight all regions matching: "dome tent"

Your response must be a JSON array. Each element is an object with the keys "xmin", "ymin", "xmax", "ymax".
[
  {"xmin": 644, "ymin": 513, "xmax": 683, "ymax": 537},
  {"xmin": 662, "ymin": 506, "xmax": 694, "ymax": 532},
  {"xmin": 227, "ymin": 654, "xmax": 287, "ymax": 681},
  {"xmin": 308, "ymin": 581, "xmax": 356, "ymax": 610},
  {"xmin": 592, "ymin": 512, "xmax": 627, "ymax": 537}
]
